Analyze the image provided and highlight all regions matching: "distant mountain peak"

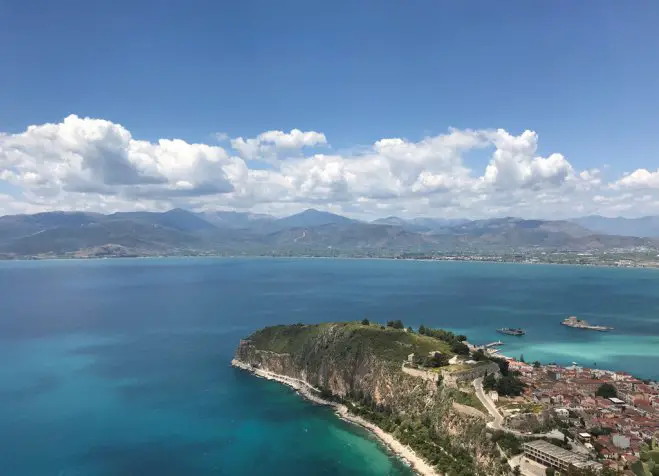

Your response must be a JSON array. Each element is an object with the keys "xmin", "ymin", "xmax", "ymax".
[
  {"xmin": 272, "ymin": 209, "xmax": 355, "ymax": 230},
  {"xmin": 295, "ymin": 208, "xmax": 336, "ymax": 216}
]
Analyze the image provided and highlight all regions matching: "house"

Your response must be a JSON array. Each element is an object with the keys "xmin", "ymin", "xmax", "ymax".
[
  {"xmin": 548, "ymin": 370, "xmax": 562, "ymax": 381},
  {"xmin": 554, "ymin": 408, "xmax": 569, "ymax": 419},
  {"xmin": 612, "ymin": 434, "xmax": 630, "ymax": 449},
  {"xmin": 489, "ymin": 391, "xmax": 499, "ymax": 402},
  {"xmin": 578, "ymin": 432, "xmax": 592, "ymax": 442}
]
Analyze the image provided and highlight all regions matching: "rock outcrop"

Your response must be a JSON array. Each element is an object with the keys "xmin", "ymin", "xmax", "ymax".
[{"xmin": 234, "ymin": 322, "xmax": 509, "ymax": 476}]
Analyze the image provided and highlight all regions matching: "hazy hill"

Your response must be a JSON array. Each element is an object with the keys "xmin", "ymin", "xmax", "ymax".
[
  {"xmin": 197, "ymin": 210, "xmax": 274, "ymax": 229},
  {"xmin": 447, "ymin": 217, "xmax": 592, "ymax": 238},
  {"xmin": 572, "ymin": 215, "xmax": 659, "ymax": 238},
  {"xmin": 371, "ymin": 216, "xmax": 432, "ymax": 232},
  {"xmin": 108, "ymin": 208, "xmax": 216, "ymax": 232},
  {"xmin": 371, "ymin": 216, "xmax": 468, "ymax": 233},
  {"xmin": 265, "ymin": 222, "xmax": 439, "ymax": 251},
  {"xmin": 0, "ymin": 212, "xmax": 104, "ymax": 241},
  {"xmin": 270, "ymin": 209, "xmax": 355, "ymax": 230},
  {"xmin": 0, "ymin": 209, "xmax": 656, "ymax": 257},
  {"xmin": 0, "ymin": 219, "xmax": 201, "ymax": 255}
]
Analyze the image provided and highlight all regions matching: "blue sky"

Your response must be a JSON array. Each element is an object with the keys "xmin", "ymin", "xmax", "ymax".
[{"xmin": 1, "ymin": 1, "xmax": 659, "ymax": 218}]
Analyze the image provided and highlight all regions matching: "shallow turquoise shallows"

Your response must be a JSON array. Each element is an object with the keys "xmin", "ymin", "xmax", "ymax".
[{"xmin": 1, "ymin": 258, "xmax": 658, "ymax": 475}]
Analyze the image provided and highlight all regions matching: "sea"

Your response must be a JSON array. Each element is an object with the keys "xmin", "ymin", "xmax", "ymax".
[{"xmin": 1, "ymin": 258, "xmax": 658, "ymax": 476}]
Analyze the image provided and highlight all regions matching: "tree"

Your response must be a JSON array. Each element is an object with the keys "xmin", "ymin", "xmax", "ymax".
[
  {"xmin": 472, "ymin": 349, "xmax": 488, "ymax": 361},
  {"xmin": 407, "ymin": 326, "xmax": 414, "ymax": 334},
  {"xmin": 513, "ymin": 465, "xmax": 521, "ymax": 476},
  {"xmin": 387, "ymin": 319, "xmax": 404, "ymax": 329},
  {"xmin": 361, "ymin": 318, "xmax": 370, "ymax": 326},
  {"xmin": 595, "ymin": 383, "xmax": 618, "ymax": 399},
  {"xmin": 419, "ymin": 324, "xmax": 426, "ymax": 335},
  {"xmin": 456, "ymin": 334, "xmax": 467, "ymax": 342},
  {"xmin": 483, "ymin": 373, "xmax": 497, "ymax": 391},
  {"xmin": 451, "ymin": 341, "xmax": 469, "ymax": 355},
  {"xmin": 424, "ymin": 352, "xmax": 450, "ymax": 368},
  {"xmin": 490, "ymin": 356, "xmax": 510, "ymax": 376},
  {"xmin": 533, "ymin": 361, "xmax": 541, "ymax": 369},
  {"xmin": 545, "ymin": 468, "xmax": 556, "ymax": 476},
  {"xmin": 520, "ymin": 354, "xmax": 525, "ymax": 363},
  {"xmin": 496, "ymin": 375, "xmax": 525, "ymax": 396}
]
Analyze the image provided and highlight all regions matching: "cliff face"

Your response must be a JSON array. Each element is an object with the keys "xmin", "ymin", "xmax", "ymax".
[{"xmin": 234, "ymin": 323, "xmax": 508, "ymax": 476}]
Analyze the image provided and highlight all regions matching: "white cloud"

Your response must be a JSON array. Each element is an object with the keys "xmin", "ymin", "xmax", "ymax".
[
  {"xmin": 482, "ymin": 130, "xmax": 574, "ymax": 189},
  {"xmin": 0, "ymin": 115, "xmax": 242, "ymax": 204},
  {"xmin": 615, "ymin": 169, "xmax": 659, "ymax": 189},
  {"xmin": 1, "ymin": 115, "xmax": 658, "ymax": 218},
  {"xmin": 230, "ymin": 128, "xmax": 327, "ymax": 160}
]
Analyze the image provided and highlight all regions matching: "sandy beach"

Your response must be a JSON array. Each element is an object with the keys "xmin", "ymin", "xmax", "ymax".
[{"xmin": 232, "ymin": 359, "xmax": 440, "ymax": 476}]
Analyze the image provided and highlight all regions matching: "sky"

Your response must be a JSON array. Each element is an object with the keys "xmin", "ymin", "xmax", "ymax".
[{"xmin": 1, "ymin": 0, "xmax": 659, "ymax": 219}]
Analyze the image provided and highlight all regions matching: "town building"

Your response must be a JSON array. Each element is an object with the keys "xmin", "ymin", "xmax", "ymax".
[{"xmin": 523, "ymin": 440, "xmax": 602, "ymax": 473}]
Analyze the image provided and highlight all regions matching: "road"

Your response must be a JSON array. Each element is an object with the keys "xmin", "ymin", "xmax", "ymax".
[
  {"xmin": 472, "ymin": 378, "xmax": 560, "ymax": 439},
  {"xmin": 473, "ymin": 377, "xmax": 504, "ymax": 429}
]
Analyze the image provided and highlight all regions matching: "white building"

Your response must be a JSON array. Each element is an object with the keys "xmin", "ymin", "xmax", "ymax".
[{"xmin": 612, "ymin": 434, "xmax": 630, "ymax": 450}]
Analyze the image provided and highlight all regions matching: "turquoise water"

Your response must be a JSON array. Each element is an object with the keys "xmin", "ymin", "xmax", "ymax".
[{"xmin": 0, "ymin": 258, "xmax": 658, "ymax": 475}]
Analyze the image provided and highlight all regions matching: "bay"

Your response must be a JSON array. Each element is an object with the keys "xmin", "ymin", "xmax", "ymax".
[{"xmin": 1, "ymin": 258, "xmax": 658, "ymax": 475}]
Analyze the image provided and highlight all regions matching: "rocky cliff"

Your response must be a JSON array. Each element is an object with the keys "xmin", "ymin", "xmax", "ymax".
[{"xmin": 234, "ymin": 322, "xmax": 508, "ymax": 476}]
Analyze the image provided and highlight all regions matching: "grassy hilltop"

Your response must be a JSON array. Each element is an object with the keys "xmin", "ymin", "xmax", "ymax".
[{"xmin": 247, "ymin": 321, "xmax": 453, "ymax": 364}]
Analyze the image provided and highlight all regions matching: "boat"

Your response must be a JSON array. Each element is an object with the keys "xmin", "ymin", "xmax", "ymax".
[
  {"xmin": 496, "ymin": 328, "xmax": 525, "ymax": 336},
  {"xmin": 561, "ymin": 316, "xmax": 613, "ymax": 331}
]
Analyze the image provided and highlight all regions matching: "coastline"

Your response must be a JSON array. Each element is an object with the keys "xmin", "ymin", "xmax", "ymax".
[
  {"xmin": 2, "ymin": 253, "xmax": 659, "ymax": 270},
  {"xmin": 231, "ymin": 359, "xmax": 440, "ymax": 476}
]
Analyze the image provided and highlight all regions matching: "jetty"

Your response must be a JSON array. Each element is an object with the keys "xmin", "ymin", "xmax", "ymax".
[{"xmin": 485, "ymin": 340, "xmax": 504, "ymax": 348}]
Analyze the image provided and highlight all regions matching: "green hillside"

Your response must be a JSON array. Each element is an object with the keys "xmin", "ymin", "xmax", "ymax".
[{"xmin": 247, "ymin": 321, "xmax": 452, "ymax": 364}]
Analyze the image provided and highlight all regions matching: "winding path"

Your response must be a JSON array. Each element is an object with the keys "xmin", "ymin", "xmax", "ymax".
[{"xmin": 473, "ymin": 377, "xmax": 504, "ymax": 429}]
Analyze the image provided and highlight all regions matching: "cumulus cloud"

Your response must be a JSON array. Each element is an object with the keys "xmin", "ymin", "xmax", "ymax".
[
  {"xmin": 482, "ymin": 130, "xmax": 574, "ymax": 189},
  {"xmin": 615, "ymin": 169, "xmax": 659, "ymax": 189},
  {"xmin": 0, "ymin": 115, "xmax": 657, "ymax": 218},
  {"xmin": 0, "ymin": 115, "xmax": 241, "ymax": 203},
  {"xmin": 230, "ymin": 128, "xmax": 327, "ymax": 160}
]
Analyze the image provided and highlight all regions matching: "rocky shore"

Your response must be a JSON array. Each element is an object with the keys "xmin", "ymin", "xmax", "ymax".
[{"xmin": 232, "ymin": 359, "xmax": 440, "ymax": 476}]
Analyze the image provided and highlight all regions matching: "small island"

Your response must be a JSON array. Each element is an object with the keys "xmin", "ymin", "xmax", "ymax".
[
  {"xmin": 232, "ymin": 321, "xmax": 654, "ymax": 475},
  {"xmin": 562, "ymin": 316, "xmax": 614, "ymax": 332}
]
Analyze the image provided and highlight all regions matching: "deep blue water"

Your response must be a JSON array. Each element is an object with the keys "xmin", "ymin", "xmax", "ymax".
[{"xmin": 1, "ymin": 258, "xmax": 658, "ymax": 475}]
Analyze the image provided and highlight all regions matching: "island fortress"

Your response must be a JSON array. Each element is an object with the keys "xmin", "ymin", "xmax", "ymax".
[{"xmin": 562, "ymin": 315, "xmax": 614, "ymax": 331}]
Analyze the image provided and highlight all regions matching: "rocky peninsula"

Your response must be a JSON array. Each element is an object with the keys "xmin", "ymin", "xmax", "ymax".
[{"xmin": 232, "ymin": 321, "xmax": 509, "ymax": 476}]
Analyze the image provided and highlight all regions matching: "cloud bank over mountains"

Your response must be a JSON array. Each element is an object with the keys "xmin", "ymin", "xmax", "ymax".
[{"xmin": 0, "ymin": 115, "xmax": 656, "ymax": 218}]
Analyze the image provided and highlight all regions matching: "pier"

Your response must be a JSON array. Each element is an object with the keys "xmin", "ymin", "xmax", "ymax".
[
  {"xmin": 470, "ymin": 340, "xmax": 505, "ymax": 351},
  {"xmin": 485, "ymin": 340, "xmax": 504, "ymax": 348}
]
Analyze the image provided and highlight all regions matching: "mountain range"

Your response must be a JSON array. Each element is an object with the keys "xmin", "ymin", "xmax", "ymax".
[{"xmin": 0, "ymin": 208, "xmax": 657, "ymax": 258}]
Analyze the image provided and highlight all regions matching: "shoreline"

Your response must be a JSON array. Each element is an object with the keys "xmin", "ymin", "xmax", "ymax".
[
  {"xmin": 231, "ymin": 359, "xmax": 440, "ymax": 476},
  {"xmin": 2, "ymin": 254, "xmax": 659, "ymax": 271}
]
